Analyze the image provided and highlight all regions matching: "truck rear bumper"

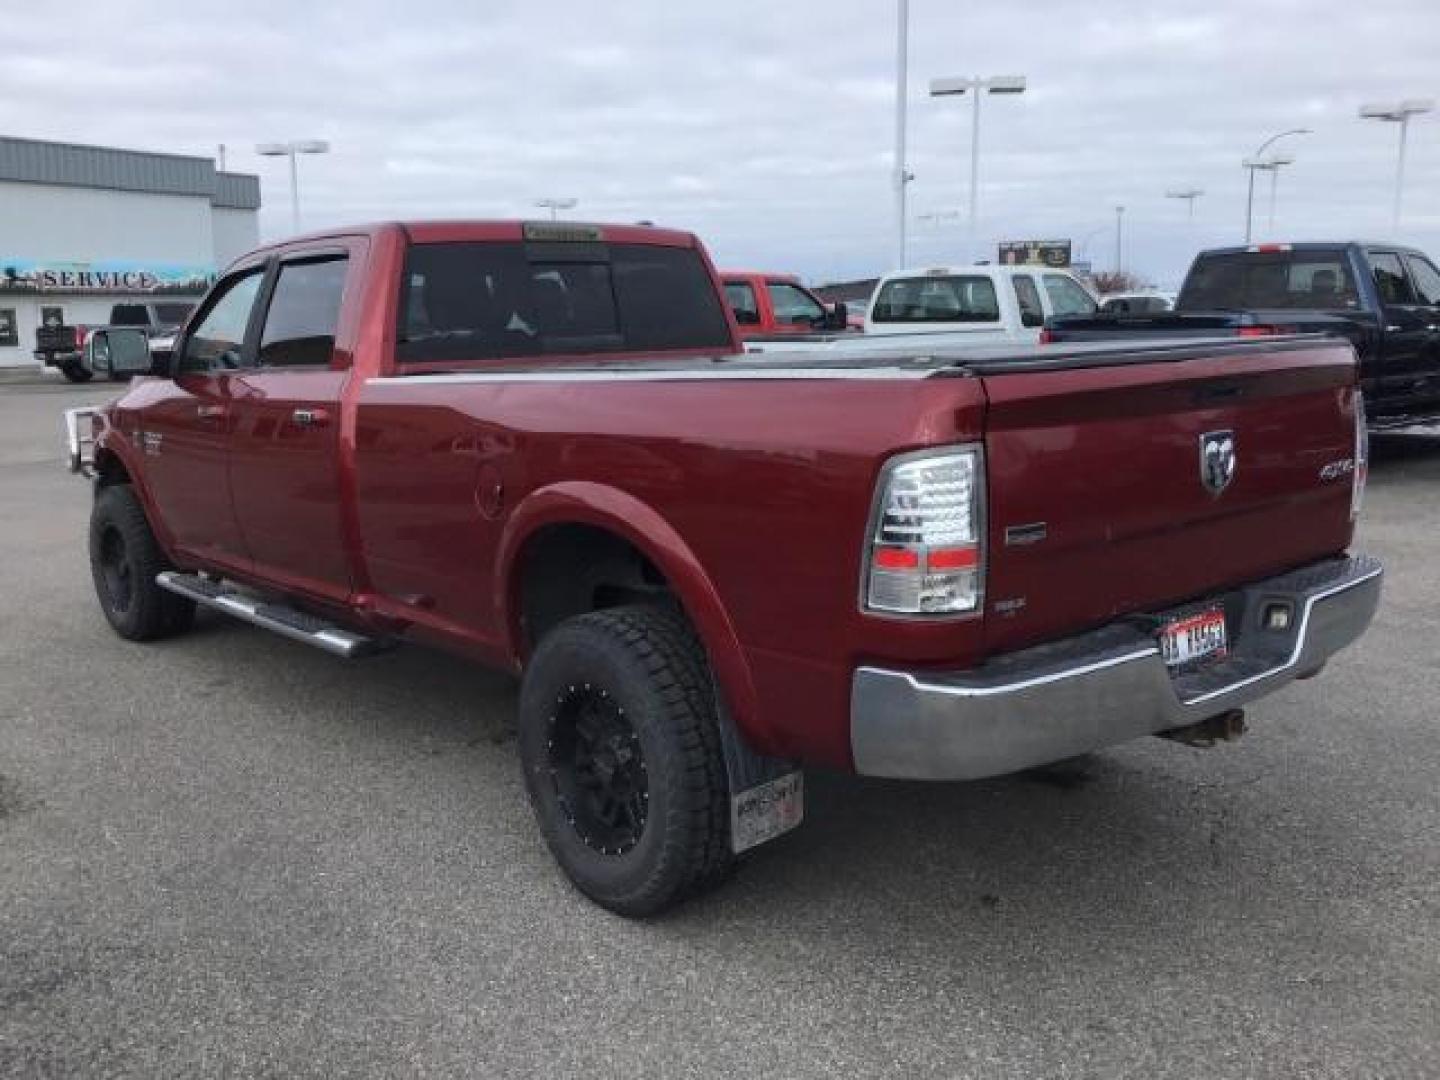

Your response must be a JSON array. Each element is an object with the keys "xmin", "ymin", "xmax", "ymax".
[{"xmin": 850, "ymin": 555, "xmax": 1382, "ymax": 779}]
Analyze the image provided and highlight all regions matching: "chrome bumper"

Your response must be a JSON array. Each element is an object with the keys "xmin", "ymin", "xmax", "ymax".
[
  {"xmin": 851, "ymin": 555, "xmax": 1383, "ymax": 779},
  {"xmin": 63, "ymin": 407, "xmax": 99, "ymax": 476}
]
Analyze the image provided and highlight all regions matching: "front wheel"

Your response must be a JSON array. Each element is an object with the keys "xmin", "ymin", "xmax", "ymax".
[
  {"xmin": 88, "ymin": 484, "xmax": 194, "ymax": 641},
  {"xmin": 518, "ymin": 605, "xmax": 733, "ymax": 917}
]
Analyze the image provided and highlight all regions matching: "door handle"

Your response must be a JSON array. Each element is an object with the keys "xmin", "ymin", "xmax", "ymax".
[
  {"xmin": 292, "ymin": 407, "xmax": 331, "ymax": 428},
  {"xmin": 196, "ymin": 404, "xmax": 227, "ymax": 421}
]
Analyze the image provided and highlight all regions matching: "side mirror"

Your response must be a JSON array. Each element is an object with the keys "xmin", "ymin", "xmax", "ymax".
[
  {"xmin": 87, "ymin": 328, "xmax": 155, "ymax": 380},
  {"xmin": 829, "ymin": 301, "xmax": 849, "ymax": 330}
]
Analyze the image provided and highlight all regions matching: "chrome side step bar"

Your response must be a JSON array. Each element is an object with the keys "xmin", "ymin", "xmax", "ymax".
[{"xmin": 156, "ymin": 571, "xmax": 388, "ymax": 659}]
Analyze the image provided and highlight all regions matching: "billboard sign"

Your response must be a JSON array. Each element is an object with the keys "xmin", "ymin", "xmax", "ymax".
[
  {"xmin": 0, "ymin": 259, "xmax": 215, "ymax": 295},
  {"xmin": 998, "ymin": 240, "xmax": 1072, "ymax": 268}
]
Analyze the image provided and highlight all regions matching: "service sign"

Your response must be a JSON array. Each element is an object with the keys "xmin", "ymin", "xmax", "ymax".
[
  {"xmin": 998, "ymin": 240, "xmax": 1073, "ymax": 268},
  {"xmin": 1, "ymin": 259, "xmax": 215, "ymax": 295}
]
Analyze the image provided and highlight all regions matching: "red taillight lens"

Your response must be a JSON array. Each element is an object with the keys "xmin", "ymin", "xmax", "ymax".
[
  {"xmin": 1236, "ymin": 325, "xmax": 1276, "ymax": 338},
  {"xmin": 1351, "ymin": 390, "xmax": 1368, "ymax": 521},
  {"xmin": 1038, "ymin": 328, "xmax": 1055, "ymax": 345}
]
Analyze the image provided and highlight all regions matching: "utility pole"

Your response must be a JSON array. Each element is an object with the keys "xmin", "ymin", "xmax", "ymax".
[{"xmin": 1114, "ymin": 205, "xmax": 1124, "ymax": 275}]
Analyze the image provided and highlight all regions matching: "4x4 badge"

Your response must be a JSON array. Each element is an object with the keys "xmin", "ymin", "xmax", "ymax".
[{"xmin": 1199, "ymin": 430, "xmax": 1236, "ymax": 496}]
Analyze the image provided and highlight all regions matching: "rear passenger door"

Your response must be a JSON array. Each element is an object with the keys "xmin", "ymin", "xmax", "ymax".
[
  {"xmin": 226, "ymin": 246, "xmax": 360, "ymax": 602},
  {"xmin": 1401, "ymin": 252, "xmax": 1440, "ymax": 397},
  {"xmin": 1368, "ymin": 249, "xmax": 1433, "ymax": 406}
]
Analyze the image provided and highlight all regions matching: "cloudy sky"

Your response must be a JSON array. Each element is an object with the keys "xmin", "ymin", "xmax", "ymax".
[{"xmin": 2, "ymin": 0, "xmax": 1436, "ymax": 286}]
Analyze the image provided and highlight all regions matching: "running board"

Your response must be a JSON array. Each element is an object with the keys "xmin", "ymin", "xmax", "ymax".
[{"xmin": 156, "ymin": 571, "xmax": 388, "ymax": 658}]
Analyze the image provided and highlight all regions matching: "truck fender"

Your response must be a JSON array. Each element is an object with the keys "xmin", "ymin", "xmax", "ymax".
[
  {"xmin": 495, "ymin": 481, "xmax": 774, "ymax": 756},
  {"xmin": 91, "ymin": 427, "xmax": 180, "ymax": 556}
]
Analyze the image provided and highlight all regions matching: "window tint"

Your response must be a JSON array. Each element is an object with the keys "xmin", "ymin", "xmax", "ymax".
[
  {"xmin": 725, "ymin": 282, "xmax": 760, "ymax": 325},
  {"xmin": 397, "ymin": 241, "xmax": 732, "ymax": 362},
  {"xmin": 1404, "ymin": 255, "xmax": 1440, "ymax": 306},
  {"xmin": 153, "ymin": 302, "xmax": 197, "ymax": 325},
  {"xmin": 181, "ymin": 270, "xmax": 263, "ymax": 372},
  {"xmin": 1043, "ymin": 274, "xmax": 1097, "ymax": 316},
  {"xmin": 1372, "ymin": 252, "xmax": 1418, "ymax": 305},
  {"xmin": 109, "ymin": 304, "xmax": 149, "ymax": 326},
  {"xmin": 1181, "ymin": 251, "xmax": 1360, "ymax": 310},
  {"xmin": 871, "ymin": 275, "xmax": 1000, "ymax": 323},
  {"xmin": 768, "ymin": 282, "xmax": 824, "ymax": 325},
  {"xmin": 1012, "ymin": 275, "xmax": 1044, "ymax": 327},
  {"xmin": 259, "ymin": 257, "xmax": 348, "ymax": 367}
]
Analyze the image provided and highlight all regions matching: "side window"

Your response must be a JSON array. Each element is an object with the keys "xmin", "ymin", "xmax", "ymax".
[
  {"xmin": 180, "ymin": 270, "xmax": 264, "ymax": 372},
  {"xmin": 725, "ymin": 282, "xmax": 760, "ymax": 325},
  {"xmin": 259, "ymin": 257, "xmax": 349, "ymax": 367},
  {"xmin": 1403, "ymin": 255, "xmax": 1440, "ymax": 306},
  {"xmin": 768, "ymin": 283, "xmax": 825, "ymax": 325},
  {"xmin": 1012, "ymin": 275, "xmax": 1044, "ymax": 327},
  {"xmin": 1371, "ymin": 252, "xmax": 1418, "ymax": 306},
  {"xmin": 1043, "ymin": 274, "xmax": 1098, "ymax": 317}
]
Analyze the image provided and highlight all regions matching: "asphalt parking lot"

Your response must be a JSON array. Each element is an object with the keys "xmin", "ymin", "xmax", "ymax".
[{"xmin": 2, "ymin": 375, "xmax": 1437, "ymax": 1078}]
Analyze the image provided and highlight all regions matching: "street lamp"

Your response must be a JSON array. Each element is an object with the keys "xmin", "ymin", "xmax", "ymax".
[
  {"xmin": 1165, "ymin": 187, "xmax": 1205, "ymax": 221},
  {"xmin": 534, "ymin": 197, "xmax": 577, "ymax": 221},
  {"xmin": 1242, "ymin": 155, "xmax": 1294, "ymax": 240},
  {"xmin": 929, "ymin": 73, "xmax": 1027, "ymax": 260},
  {"xmin": 893, "ymin": 0, "xmax": 912, "ymax": 270},
  {"xmin": 1359, "ymin": 99, "xmax": 1434, "ymax": 232},
  {"xmin": 255, "ymin": 139, "xmax": 330, "ymax": 235},
  {"xmin": 1243, "ymin": 128, "xmax": 1309, "ymax": 243}
]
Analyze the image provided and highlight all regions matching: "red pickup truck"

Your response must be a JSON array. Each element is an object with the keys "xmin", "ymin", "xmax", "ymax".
[
  {"xmin": 67, "ymin": 220, "xmax": 1382, "ymax": 916},
  {"xmin": 721, "ymin": 270, "xmax": 852, "ymax": 337}
]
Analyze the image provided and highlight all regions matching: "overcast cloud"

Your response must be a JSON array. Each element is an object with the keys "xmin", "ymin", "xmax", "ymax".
[{"xmin": 2, "ymin": 0, "xmax": 1437, "ymax": 286}]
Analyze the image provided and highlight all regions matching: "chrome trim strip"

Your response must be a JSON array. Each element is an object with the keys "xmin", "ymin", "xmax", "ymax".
[
  {"xmin": 365, "ymin": 366, "xmax": 931, "ymax": 386},
  {"xmin": 857, "ymin": 646, "xmax": 1160, "ymax": 700}
]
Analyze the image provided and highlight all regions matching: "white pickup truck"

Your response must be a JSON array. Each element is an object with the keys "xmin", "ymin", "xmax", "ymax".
[{"xmin": 743, "ymin": 264, "xmax": 1098, "ymax": 355}]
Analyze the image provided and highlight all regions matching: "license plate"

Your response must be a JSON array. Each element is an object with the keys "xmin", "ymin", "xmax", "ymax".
[
  {"xmin": 730, "ymin": 771, "xmax": 804, "ymax": 854},
  {"xmin": 1159, "ymin": 608, "xmax": 1228, "ymax": 668}
]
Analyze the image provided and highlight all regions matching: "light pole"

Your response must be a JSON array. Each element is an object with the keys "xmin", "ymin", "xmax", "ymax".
[
  {"xmin": 928, "ymin": 73, "xmax": 1026, "ymax": 261},
  {"xmin": 1113, "ymin": 205, "xmax": 1125, "ymax": 275},
  {"xmin": 1165, "ymin": 187, "xmax": 1204, "ymax": 221},
  {"xmin": 1359, "ymin": 99, "xmax": 1435, "ymax": 232},
  {"xmin": 255, "ymin": 139, "xmax": 330, "ymax": 235},
  {"xmin": 1243, "ymin": 128, "xmax": 1309, "ymax": 243},
  {"xmin": 534, "ymin": 198, "xmax": 577, "ymax": 221},
  {"xmin": 893, "ymin": 0, "xmax": 912, "ymax": 269},
  {"xmin": 1242, "ymin": 155, "xmax": 1294, "ymax": 240}
]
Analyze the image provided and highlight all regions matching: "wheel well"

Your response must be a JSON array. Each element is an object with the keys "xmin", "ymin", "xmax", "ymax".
[
  {"xmin": 94, "ymin": 450, "xmax": 132, "ymax": 491},
  {"xmin": 518, "ymin": 524, "xmax": 675, "ymax": 653}
]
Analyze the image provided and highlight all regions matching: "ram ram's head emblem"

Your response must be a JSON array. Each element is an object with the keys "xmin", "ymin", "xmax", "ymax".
[{"xmin": 1199, "ymin": 430, "xmax": 1237, "ymax": 496}]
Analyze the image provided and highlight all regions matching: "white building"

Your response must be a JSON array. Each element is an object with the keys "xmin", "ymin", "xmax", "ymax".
[{"xmin": 0, "ymin": 136, "xmax": 260, "ymax": 367}]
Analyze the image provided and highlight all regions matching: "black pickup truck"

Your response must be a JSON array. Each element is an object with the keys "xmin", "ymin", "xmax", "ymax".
[{"xmin": 1046, "ymin": 242, "xmax": 1440, "ymax": 429}]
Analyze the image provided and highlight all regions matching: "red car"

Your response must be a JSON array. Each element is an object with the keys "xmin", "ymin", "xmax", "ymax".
[
  {"xmin": 68, "ymin": 220, "xmax": 1381, "ymax": 916},
  {"xmin": 720, "ymin": 270, "xmax": 851, "ymax": 337}
]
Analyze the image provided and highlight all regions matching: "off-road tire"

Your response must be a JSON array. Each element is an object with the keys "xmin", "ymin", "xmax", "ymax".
[
  {"xmin": 59, "ymin": 361, "xmax": 93, "ymax": 383},
  {"xmin": 89, "ymin": 484, "xmax": 195, "ymax": 641},
  {"xmin": 518, "ymin": 605, "xmax": 733, "ymax": 916}
]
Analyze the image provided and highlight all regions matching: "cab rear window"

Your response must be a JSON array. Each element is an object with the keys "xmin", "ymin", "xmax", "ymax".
[
  {"xmin": 397, "ymin": 241, "xmax": 733, "ymax": 362},
  {"xmin": 1180, "ymin": 251, "xmax": 1360, "ymax": 310},
  {"xmin": 870, "ymin": 275, "xmax": 1000, "ymax": 323}
]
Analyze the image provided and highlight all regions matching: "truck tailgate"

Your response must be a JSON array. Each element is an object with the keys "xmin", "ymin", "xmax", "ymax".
[{"xmin": 977, "ymin": 339, "xmax": 1359, "ymax": 656}]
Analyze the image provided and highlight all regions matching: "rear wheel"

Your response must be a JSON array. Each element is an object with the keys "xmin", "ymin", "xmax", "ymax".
[
  {"xmin": 518, "ymin": 605, "xmax": 732, "ymax": 916},
  {"xmin": 88, "ymin": 484, "xmax": 194, "ymax": 641},
  {"xmin": 59, "ymin": 360, "xmax": 92, "ymax": 383}
]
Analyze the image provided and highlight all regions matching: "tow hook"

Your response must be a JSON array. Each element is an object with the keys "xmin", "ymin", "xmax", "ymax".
[{"xmin": 1157, "ymin": 709, "xmax": 1247, "ymax": 748}]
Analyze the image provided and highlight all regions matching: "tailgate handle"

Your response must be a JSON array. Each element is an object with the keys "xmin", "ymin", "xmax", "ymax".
[{"xmin": 1195, "ymin": 383, "xmax": 1245, "ymax": 404}]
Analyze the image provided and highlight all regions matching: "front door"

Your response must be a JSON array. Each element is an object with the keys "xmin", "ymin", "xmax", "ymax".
[
  {"xmin": 225, "ymin": 251, "xmax": 354, "ymax": 602},
  {"xmin": 138, "ymin": 267, "xmax": 265, "ymax": 567}
]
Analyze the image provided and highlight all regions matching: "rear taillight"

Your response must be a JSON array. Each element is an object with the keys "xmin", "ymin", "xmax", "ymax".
[
  {"xmin": 863, "ymin": 446, "xmax": 984, "ymax": 616},
  {"xmin": 1038, "ymin": 327, "xmax": 1055, "ymax": 345},
  {"xmin": 1236, "ymin": 325, "xmax": 1277, "ymax": 338},
  {"xmin": 1351, "ymin": 390, "xmax": 1369, "ymax": 521}
]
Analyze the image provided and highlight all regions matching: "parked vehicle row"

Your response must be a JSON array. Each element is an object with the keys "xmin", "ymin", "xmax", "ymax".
[{"xmin": 65, "ymin": 219, "xmax": 1381, "ymax": 916}]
